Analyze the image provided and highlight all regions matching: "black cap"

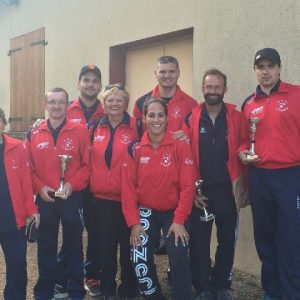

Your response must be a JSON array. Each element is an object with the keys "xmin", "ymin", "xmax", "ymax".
[
  {"xmin": 254, "ymin": 48, "xmax": 281, "ymax": 66},
  {"xmin": 26, "ymin": 218, "xmax": 39, "ymax": 243},
  {"xmin": 79, "ymin": 64, "xmax": 101, "ymax": 81}
]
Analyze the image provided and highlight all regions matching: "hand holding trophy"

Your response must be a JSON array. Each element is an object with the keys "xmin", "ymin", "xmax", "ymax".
[
  {"xmin": 245, "ymin": 117, "xmax": 260, "ymax": 162},
  {"xmin": 54, "ymin": 155, "xmax": 72, "ymax": 199},
  {"xmin": 195, "ymin": 180, "xmax": 214, "ymax": 222}
]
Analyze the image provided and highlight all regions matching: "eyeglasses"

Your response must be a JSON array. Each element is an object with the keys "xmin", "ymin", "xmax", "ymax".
[
  {"xmin": 104, "ymin": 83, "xmax": 125, "ymax": 91},
  {"xmin": 46, "ymin": 100, "xmax": 67, "ymax": 106}
]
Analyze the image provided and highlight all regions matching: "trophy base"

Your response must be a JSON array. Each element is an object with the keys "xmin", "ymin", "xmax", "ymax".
[
  {"xmin": 245, "ymin": 154, "xmax": 259, "ymax": 162},
  {"xmin": 54, "ymin": 190, "xmax": 67, "ymax": 200},
  {"xmin": 200, "ymin": 213, "xmax": 215, "ymax": 222}
]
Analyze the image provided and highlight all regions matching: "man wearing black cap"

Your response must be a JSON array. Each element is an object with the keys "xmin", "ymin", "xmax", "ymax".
[
  {"xmin": 239, "ymin": 48, "xmax": 300, "ymax": 300},
  {"xmin": 54, "ymin": 65, "xmax": 104, "ymax": 298},
  {"xmin": 67, "ymin": 64, "xmax": 104, "ymax": 125}
]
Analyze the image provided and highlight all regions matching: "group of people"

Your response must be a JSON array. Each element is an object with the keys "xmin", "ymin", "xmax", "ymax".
[{"xmin": 0, "ymin": 48, "xmax": 299, "ymax": 300}]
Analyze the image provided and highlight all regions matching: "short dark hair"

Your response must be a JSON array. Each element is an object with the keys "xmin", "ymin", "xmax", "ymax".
[
  {"xmin": 202, "ymin": 69, "xmax": 227, "ymax": 87},
  {"xmin": 45, "ymin": 87, "xmax": 69, "ymax": 103},
  {"xmin": 157, "ymin": 56, "xmax": 179, "ymax": 69},
  {"xmin": 0, "ymin": 108, "xmax": 7, "ymax": 125},
  {"xmin": 143, "ymin": 97, "xmax": 168, "ymax": 116}
]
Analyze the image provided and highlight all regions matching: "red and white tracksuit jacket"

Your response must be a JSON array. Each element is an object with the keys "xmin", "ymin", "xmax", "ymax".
[
  {"xmin": 239, "ymin": 81, "xmax": 300, "ymax": 169},
  {"xmin": 133, "ymin": 84, "xmax": 197, "ymax": 133},
  {"xmin": 122, "ymin": 131, "xmax": 195, "ymax": 227},
  {"xmin": 90, "ymin": 113, "xmax": 138, "ymax": 201},
  {"xmin": 26, "ymin": 120, "xmax": 90, "ymax": 194},
  {"xmin": 3, "ymin": 134, "xmax": 38, "ymax": 228},
  {"xmin": 66, "ymin": 98, "xmax": 104, "ymax": 126},
  {"xmin": 183, "ymin": 103, "xmax": 248, "ymax": 210}
]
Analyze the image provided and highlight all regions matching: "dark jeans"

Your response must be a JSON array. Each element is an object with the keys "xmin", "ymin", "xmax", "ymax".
[
  {"xmin": 0, "ymin": 228, "xmax": 27, "ymax": 300},
  {"xmin": 93, "ymin": 198, "xmax": 137, "ymax": 297},
  {"xmin": 132, "ymin": 207, "xmax": 191, "ymax": 300},
  {"xmin": 34, "ymin": 192, "xmax": 85, "ymax": 300},
  {"xmin": 190, "ymin": 183, "xmax": 237, "ymax": 293}
]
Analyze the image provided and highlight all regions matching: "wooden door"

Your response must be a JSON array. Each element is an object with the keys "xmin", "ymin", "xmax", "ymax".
[{"xmin": 9, "ymin": 28, "xmax": 46, "ymax": 131}]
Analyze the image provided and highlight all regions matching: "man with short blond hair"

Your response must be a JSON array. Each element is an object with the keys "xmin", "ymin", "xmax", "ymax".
[{"xmin": 133, "ymin": 55, "xmax": 197, "ymax": 135}]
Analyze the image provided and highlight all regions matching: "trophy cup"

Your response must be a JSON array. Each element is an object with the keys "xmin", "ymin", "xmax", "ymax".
[
  {"xmin": 246, "ymin": 117, "xmax": 260, "ymax": 161},
  {"xmin": 54, "ymin": 154, "xmax": 72, "ymax": 199},
  {"xmin": 195, "ymin": 180, "xmax": 214, "ymax": 222}
]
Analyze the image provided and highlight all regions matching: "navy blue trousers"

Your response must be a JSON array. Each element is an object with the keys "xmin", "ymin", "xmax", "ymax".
[
  {"xmin": 190, "ymin": 183, "xmax": 237, "ymax": 293},
  {"xmin": 249, "ymin": 166, "xmax": 300, "ymax": 300},
  {"xmin": 34, "ymin": 192, "xmax": 85, "ymax": 300},
  {"xmin": 57, "ymin": 189, "xmax": 101, "ymax": 283},
  {"xmin": 131, "ymin": 207, "xmax": 191, "ymax": 300},
  {"xmin": 83, "ymin": 190, "xmax": 101, "ymax": 280},
  {"xmin": 0, "ymin": 228, "xmax": 27, "ymax": 300}
]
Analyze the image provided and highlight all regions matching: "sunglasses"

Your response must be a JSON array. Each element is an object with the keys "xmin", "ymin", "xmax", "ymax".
[{"xmin": 104, "ymin": 83, "xmax": 125, "ymax": 91}]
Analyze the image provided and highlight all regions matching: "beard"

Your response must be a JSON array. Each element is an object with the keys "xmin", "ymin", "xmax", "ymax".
[
  {"xmin": 204, "ymin": 93, "xmax": 224, "ymax": 105},
  {"xmin": 82, "ymin": 92, "xmax": 99, "ymax": 101}
]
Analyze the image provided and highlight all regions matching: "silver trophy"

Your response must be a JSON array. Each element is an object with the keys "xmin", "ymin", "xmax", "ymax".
[
  {"xmin": 54, "ymin": 155, "xmax": 72, "ymax": 199},
  {"xmin": 195, "ymin": 180, "xmax": 214, "ymax": 222},
  {"xmin": 246, "ymin": 117, "xmax": 260, "ymax": 161}
]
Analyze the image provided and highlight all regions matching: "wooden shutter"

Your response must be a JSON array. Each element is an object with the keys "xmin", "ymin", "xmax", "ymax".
[{"xmin": 9, "ymin": 28, "xmax": 46, "ymax": 131}]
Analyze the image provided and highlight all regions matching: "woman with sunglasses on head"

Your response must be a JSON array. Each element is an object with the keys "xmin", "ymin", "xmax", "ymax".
[
  {"xmin": 122, "ymin": 98, "xmax": 195, "ymax": 300},
  {"xmin": 89, "ymin": 84, "xmax": 138, "ymax": 300}
]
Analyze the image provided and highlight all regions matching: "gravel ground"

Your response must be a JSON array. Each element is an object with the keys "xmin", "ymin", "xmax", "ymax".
[{"xmin": 0, "ymin": 230, "xmax": 263, "ymax": 299}]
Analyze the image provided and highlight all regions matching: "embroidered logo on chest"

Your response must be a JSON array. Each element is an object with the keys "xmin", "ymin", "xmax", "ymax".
[
  {"xmin": 37, "ymin": 141, "xmax": 49, "ymax": 149},
  {"xmin": 161, "ymin": 153, "xmax": 172, "ymax": 167},
  {"xmin": 64, "ymin": 138, "xmax": 74, "ymax": 151},
  {"xmin": 171, "ymin": 106, "xmax": 181, "ymax": 118},
  {"xmin": 200, "ymin": 127, "xmax": 206, "ymax": 134},
  {"xmin": 120, "ymin": 133, "xmax": 131, "ymax": 144},
  {"xmin": 276, "ymin": 99, "xmax": 288, "ymax": 112},
  {"xmin": 94, "ymin": 135, "xmax": 105, "ymax": 142}
]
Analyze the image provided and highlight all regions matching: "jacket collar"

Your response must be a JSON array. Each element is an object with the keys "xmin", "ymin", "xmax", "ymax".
[
  {"xmin": 140, "ymin": 130, "xmax": 174, "ymax": 147},
  {"xmin": 99, "ymin": 112, "xmax": 131, "ymax": 127},
  {"xmin": 254, "ymin": 80, "xmax": 285, "ymax": 98},
  {"xmin": 2, "ymin": 134, "xmax": 22, "ymax": 153},
  {"xmin": 195, "ymin": 102, "xmax": 237, "ymax": 116},
  {"xmin": 152, "ymin": 84, "xmax": 183, "ymax": 101}
]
